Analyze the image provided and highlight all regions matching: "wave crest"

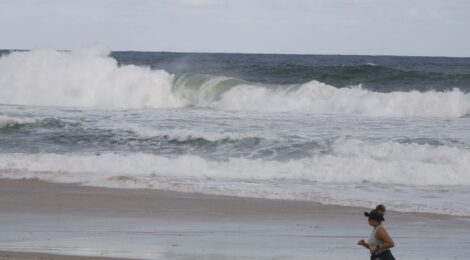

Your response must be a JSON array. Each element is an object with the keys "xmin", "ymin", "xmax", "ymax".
[
  {"xmin": 0, "ymin": 48, "xmax": 183, "ymax": 108},
  {"xmin": 212, "ymin": 82, "xmax": 470, "ymax": 117},
  {"xmin": 0, "ymin": 115, "xmax": 79, "ymax": 129},
  {"xmin": 0, "ymin": 115, "xmax": 38, "ymax": 129}
]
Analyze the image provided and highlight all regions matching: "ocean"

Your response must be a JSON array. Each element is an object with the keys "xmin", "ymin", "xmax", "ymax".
[{"xmin": 1, "ymin": 47, "xmax": 470, "ymax": 216}]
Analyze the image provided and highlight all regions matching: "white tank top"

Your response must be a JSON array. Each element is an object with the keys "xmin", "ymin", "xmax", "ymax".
[{"xmin": 368, "ymin": 225, "xmax": 385, "ymax": 253}]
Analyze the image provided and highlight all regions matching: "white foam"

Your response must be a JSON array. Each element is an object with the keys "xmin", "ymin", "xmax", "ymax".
[
  {"xmin": 1, "ymin": 138, "xmax": 470, "ymax": 215},
  {"xmin": 0, "ymin": 139, "xmax": 469, "ymax": 186},
  {"xmin": 213, "ymin": 81, "xmax": 470, "ymax": 117},
  {"xmin": 125, "ymin": 125, "xmax": 263, "ymax": 141},
  {"xmin": 0, "ymin": 47, "xmax": 183, "ymax": 108},
  {"xmin": 0, "ymin": 115, "xmax": 39, "ymax": 128}
]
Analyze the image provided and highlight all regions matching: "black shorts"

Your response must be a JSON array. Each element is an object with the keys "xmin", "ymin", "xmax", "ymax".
[{"xmin": 371, "ymin": 249, "xmax": 395, "ymax": 260}]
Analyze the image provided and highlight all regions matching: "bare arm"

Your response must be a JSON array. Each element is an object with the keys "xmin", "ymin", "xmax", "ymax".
[
  {"xmin": 357, "ymin": 239, "xmax": 370, "ymax": 249},
  {"xmin": 375, "ymin": 227, "xmax": 395, "ymax": 251}
]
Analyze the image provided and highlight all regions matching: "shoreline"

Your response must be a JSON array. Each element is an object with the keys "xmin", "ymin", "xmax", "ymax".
[
  {"xmin": 0, "ymin": 177, "xmax": 461, "ymax": 219},
  {"xmin": 1, "ymin": 179, "xmax": 470, "ymax": 259}
]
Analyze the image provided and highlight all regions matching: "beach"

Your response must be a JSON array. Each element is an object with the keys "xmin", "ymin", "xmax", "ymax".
[
  {"xmin": 0, "ymin": 251, "xmax": 132, "ymax": 260},
  {"xmin": 1, "ymin": 179, "xmax": 469, "ymax": 260},
  {"xmin": 1, "ymin": 49, "xmax": 470, "ymax": 259},
  {"xmin": 2, "ymin": 0, "xmax": 470, "ymax": 259}
]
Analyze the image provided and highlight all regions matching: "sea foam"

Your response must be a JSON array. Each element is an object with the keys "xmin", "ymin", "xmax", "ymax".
[
  {"xmin": 212, "ymin": 82, "xmax": 470, "ymax": 117},
  {"xmin": 0, "ymin": 47, "xmax": 182, "ymax": 108},
  {"xmin": 1, "ymin": 139, "xmax": 469, "ymax": 186},
  {"xmin": 1, "ymin": 138, "xmax": 470, "ymax": 216},
  {"xmin": 0, "ymin": 115, "xmax": 39, "ymax": 129}
]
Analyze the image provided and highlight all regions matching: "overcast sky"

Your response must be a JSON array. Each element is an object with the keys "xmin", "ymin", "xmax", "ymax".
[{"xmin": 1, "ymin": 0, "xmax": 469, "ymax": 57}]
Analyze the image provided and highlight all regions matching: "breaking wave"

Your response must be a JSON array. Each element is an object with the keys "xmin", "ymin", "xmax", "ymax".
[
  {"xmin": 1, "ymin": 138, "xmax": 470, "ymax": 216},
  {"xmin": 0, "ymin": 47, "xmax": 182, "ymax": 108},
  {"xmin": 211, "ymin": 82, "xmax": 470, "ymax": 117},
  {"xmin": 0, "ymin": 115, "xmax": 78, "ymax": 129},
  {"xmin": 0, "ymin": 115, "xmax": 38, "ymax": 129},
  {"xmin": 125, "ymin": 126, "xmax": 265, "ymax": 142},
  {"xmin": 1, "ymin": 139, "xmax": 469, "ymax": 186},
  {"xmin": 1, "ymin": 48, "xmax": 470, "ymax": 117}
]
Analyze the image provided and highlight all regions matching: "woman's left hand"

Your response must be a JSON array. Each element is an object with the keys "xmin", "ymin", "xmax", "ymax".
[{"xmin": 371, "ymin": 244, "xmax": 381, "ymax": 254}]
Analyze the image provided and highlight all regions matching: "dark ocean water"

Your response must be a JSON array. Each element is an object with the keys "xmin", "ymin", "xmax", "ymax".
[
  {"xmin": 2, "ymin": 49, "xmax": 470, "ymax": 91},
  {"xmin": 111, "ymin": 51, "xmax": 470, "ymax": 92}
]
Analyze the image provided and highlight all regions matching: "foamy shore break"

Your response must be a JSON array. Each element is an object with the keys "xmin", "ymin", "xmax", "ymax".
[{"xmin": 1, "ymin": 179, "xmax": 469, "ymax": 259}]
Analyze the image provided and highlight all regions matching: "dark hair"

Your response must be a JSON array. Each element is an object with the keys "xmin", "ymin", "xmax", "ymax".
[
  {"xmin": 364, "ymin": 209, "xmax": 385, "ymax": 222},
  {"xmin": 376, "ymin": 204, "xmax": 386, "ymax": 213}
]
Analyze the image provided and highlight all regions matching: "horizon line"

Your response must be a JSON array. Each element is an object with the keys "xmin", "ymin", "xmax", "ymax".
[{"xmin": 1, "ymin": 48, "xmax": 469, "ymax": 59}]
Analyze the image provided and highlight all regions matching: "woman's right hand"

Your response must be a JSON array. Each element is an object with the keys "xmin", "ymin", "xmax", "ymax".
[{"xmin": 357, "ymin": 239, "xmax": 366, "ymax": 246}]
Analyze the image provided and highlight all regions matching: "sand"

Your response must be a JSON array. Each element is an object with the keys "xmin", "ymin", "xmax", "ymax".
[
  {"xmin": 0, "ymin": 251, "xmax": 132, "ymax": 260},
  {"xmin": 0, "ymin": 179, "xmax": 469, "ymax": 259}
]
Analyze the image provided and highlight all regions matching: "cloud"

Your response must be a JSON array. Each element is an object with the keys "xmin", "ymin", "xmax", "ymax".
[{"xmin": 0, "ymin": 0, "xmax": 469, "ymax": 56}]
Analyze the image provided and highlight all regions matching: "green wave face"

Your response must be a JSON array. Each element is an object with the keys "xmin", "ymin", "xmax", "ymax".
[{"xmin": 172, "ymin": 74, "xmax": 248, "ymax": 106}]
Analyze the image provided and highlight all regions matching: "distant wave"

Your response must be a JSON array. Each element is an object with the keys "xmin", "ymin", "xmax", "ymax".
[
  {"xmin": 291, "ymin": 63, "xmax": 470, "ymax": 91},
  {"xmin": 1, "ymin": 48, "xmax": 470, "ymax": 117},
  {"xmin": 0, "ymin": 115, "xmax": 78, "ymax": 129},
  {"xmin": 210, "ymin": 82, "xmax": 470, "ymax": 117},
  {"xmin": 0, "ymin": 115, "xmax": 38, "ymax": 129},
  {"xmin": 126, "ymin": 126, "xmax": 265, "ymax": 142}
]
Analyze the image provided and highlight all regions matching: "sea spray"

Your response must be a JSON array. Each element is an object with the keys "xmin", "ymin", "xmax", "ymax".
[{"xmin": 0, "ymin": 48, "xmax": 182, "ymax": 108}]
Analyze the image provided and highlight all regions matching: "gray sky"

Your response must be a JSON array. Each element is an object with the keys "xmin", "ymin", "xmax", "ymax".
[{"xmin": 1, "ymin": 0, "xmax": 469, "ymax": 56}]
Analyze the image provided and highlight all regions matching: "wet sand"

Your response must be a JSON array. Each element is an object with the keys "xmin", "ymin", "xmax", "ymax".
[
  {"xmin": 0, "ymin": 251, "xmax": 132, "ymax": 260},
  {"xmin": 0, "ymin": 179, "xmax": 469, "ymax": 259}
]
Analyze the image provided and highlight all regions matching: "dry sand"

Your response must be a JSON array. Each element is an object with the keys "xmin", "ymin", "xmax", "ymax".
[{"xmin": 0, "ymin": 179, "xmax": 469, "ymax": 259}]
